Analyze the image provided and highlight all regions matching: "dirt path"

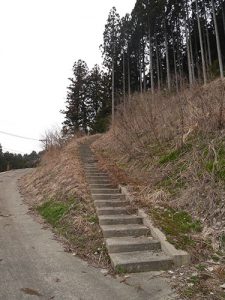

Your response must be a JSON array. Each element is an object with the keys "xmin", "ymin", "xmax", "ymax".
[{"xmin": 0, "ymin": 169, "xmax": 176, "ymax": 300}]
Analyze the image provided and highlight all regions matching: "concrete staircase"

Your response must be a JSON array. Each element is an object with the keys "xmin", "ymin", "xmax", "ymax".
[{"xmin": 80, "ymin": 143, "xmax": 173, "ymax": 273}]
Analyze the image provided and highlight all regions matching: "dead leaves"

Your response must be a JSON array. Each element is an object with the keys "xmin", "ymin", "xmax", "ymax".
[{"xmin": 20, "ymin": 288, "xmax": 42, "ymax": 297}]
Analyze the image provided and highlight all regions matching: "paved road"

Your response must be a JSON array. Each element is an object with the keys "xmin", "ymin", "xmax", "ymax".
[{"xmin": 0, "ymin": 170, "xmax": 176, "ymax": 300}]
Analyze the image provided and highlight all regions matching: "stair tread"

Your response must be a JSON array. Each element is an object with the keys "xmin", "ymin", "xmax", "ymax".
[
  {"xmin": 110, "ymin": 250, "xmax": 172, "ymax": 264},
  {"xmin": 91, "ymin": 192, "xmax": 124, "ymax": 200},
  {"xmin": 101, "ymin": 224, "xmax": 148, "ymax": 231},
  {"xmin": 98, "ymin": 206, "xmax": 129, "ymax": 209},
  {"xmin": 95, "ymin": 200, "xmax": 128, "ymax": 203},
  {"xmin": 92, "ymin": 190, "xmax": 120, "ymax": 194},
  {"xmin": 106, "ymin": 236, "xmax": 157, "ymax": 246},
  {"xmin": 99, "ymin": 215, "xmax": 140, "ymax": 219},
  {"xmin": 91, "ymin": 189, "xmax": 120, "ymax": 191},
  {"xmin": 81, "ymin": 146, "xmax": 175, "ymax": 273}
]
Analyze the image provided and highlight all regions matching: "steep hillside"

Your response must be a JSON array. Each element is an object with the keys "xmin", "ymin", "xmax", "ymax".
[
  {"xmin": 92, "ymin": 79, "xmax": 225, "ymax": 298},
  {"xmin": 19, "ymin": 79, "xmax": 225, "ymax": 298}
]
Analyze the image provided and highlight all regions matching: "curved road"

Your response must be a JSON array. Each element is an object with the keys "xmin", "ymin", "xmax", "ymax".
[{"xmin": 0, "ymin": 170, "xmax": 176, "ymax": 300}]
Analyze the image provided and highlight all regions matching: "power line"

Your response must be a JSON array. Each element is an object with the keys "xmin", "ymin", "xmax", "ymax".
[{"xmin": 0, "ymin": 130, "xmax": 40, "ymax": 141}]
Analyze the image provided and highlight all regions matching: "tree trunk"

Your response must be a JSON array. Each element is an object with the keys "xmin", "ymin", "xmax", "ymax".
[
  {"xmin": 123, "ymin": 51, "xmax": 126, "ymax": 105},
  {"xmin": 211, "ymin": 0, "xmax": 224, "ymax": 78},
  {"xmin": 196, "ymin": 0, "xmax": 207, "ymax": 84},
  {"xmin": 127, "ymin": 47, "xmax": 131, "ymax": 99},
  {"xmin": 185, "ymin": 0, "xmax": 193, "ymax": 86},
  {"xmin": 155, "ymin": 37, "xmax": 161, "ymax": 91},
  {"xmin": 190, "ymin": 38, "xmax": 195, "ymax": 83},
  {"xmin": 112, "ymin": 57, "xmax": 115, "ymax": 124},
  {"xmin": 143, "ymin": 45, "xmax": 146, "ymax": 92},
  {"xmin": 172, "ymin": 35, "xmax": 178, "ymax": 93},
  {"xmin": 159, "ymin": 48, "xmax": 163, "ymax": 86},
  {"xmin": 194, "ymin": 31, "xmax": 201, "ymax": 81},
  {"xmin": 177, "ymin": 17, "xmax": 183, "ymax": 88},
  {"xmin": 149, "ymin": 27, "xmax": 154, "ymax": 94},
  {"xmin": 187, "ymin": 1, "xmax": 195, "ymax": 83},
  {"xmin": 204, "ymin": 1, "xmax": 212, "ymax": 66},
  {"xmin": 139, "ymin": 54, "xmax": 143, "ymax": 93},
  {"xmin": 203, "ymin": 26, "xmax": 209, "ymax": 72},
  {"xmin": 165, "ymin": 28, "xmax": 171, "ymax": 91},
  {"xmin": 220, "ymin": 0, "xmax": 225, "ymax": 35}
]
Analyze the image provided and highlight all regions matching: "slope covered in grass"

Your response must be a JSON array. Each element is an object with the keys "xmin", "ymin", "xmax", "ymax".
[
  {"xmin": 93, "ymin": 79, "xmax": 225, "ymax": 254},
  {"xmin": 92, "ymin": 79, "xmax": 225, "ymax": 298},
  {"xmin": 20, "ymin": 136, "xmax": 110, "ymax": 269}
]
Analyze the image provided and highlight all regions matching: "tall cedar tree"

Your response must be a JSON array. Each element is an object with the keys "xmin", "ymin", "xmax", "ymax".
[{"xmin": 62, "ymin": 0, "xmax": 225, "ymax": 134}]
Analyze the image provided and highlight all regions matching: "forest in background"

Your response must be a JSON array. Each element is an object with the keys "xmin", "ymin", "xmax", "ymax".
[
  {"xmin": 61, "ymin": 0, "xmax": 225, "ymax": 134},
  {"xmin": 0, "ymin": 144, "xmax": 40, "ymax": 172}
]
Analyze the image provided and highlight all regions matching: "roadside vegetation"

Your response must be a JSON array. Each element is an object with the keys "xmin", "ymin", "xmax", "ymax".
[{"xmin": 19, "ymin": 136, "xmax": 110, "ymax": 269}]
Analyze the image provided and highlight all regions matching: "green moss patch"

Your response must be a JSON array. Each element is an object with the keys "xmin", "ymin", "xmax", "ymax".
[
  {"xmin": 150, "ymin": 207, "xmax": 202, "ymax": 250},
  {"xmin": 158, "ymin": 144, "xmax": 192, "ymax": 165},
  {"xmin": 36, "ymin": 198, "xmax": 111, "ymax": 269},
  {"xmin": 37, "ymin": 199, "xmax": 73, "ymax": 227},
  {"xmin": 157, "ymin": 163, "xmax": 187, "ymax": 196}
]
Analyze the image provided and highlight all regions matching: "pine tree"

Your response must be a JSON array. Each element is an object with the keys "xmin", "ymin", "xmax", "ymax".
[{"xmin": 62, "ymin": 60, "xmax": 89, "ymax": 134}]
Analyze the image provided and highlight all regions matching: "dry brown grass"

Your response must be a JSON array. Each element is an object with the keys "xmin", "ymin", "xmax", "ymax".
[
  {"xmin": 20, "ymin": 136, "xmax": 111, "ymax": 269},
  {"xmin": 92, "ymin": 79, "xmax": 225, "ymax": 298},
  {"xmin": 93, "ymin": 79, "xmax": 225, "ymax": 250},
  {"xmin": 21, "ymin": 137, "xmax": 87, "ymax": 204}
]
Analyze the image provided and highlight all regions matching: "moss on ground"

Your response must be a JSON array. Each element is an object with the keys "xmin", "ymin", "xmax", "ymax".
[
  {"xmin": 37, "ymin": 199, "xmax": 74, "ymax": 227},
  {"xmin": 158, "ymin": 144, "xmax": 192, "ymax": 165},
  {"xmin": 37, "ymin": 198, "xmax": 111, "ymax": 268},
  {"xmin": 150, "ymin": 207, "xmax": 202, "ymax": 250},
  {"xmin": 157, "ymin": 163, "xmax": 187, "ymax": 196}
]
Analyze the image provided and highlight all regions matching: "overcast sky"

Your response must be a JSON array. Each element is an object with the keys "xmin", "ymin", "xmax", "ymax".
[{"xmin": 0, "ymin": 0, "xmax": 135, "ymax": 154}]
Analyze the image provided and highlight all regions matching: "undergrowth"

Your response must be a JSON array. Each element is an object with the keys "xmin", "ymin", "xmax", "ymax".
[
  {"xmin": 150, "ymin": 207, "xmax": 202, "ymax": 251},
  {"xmin": 37, "ymin": 198, "xmax": 73, "ymax": 227},
  {"xmin": 37, "ymin": 197, "xmax": 110, "ymax": 267},
  {"xmin": 93, "ymin": 79, "xmax": 225, "ymax": 255},
  {"xmin": 20, "ymin": 136, "xmax": 111, "ymax": 270}
]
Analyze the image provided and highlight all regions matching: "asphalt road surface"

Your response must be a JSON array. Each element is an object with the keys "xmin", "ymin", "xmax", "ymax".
[{"xmin": 0, "ymin": 169, "xmax": 176, "ymax": 300}]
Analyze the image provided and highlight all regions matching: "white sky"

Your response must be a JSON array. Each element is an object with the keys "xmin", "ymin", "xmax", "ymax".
[{"xmin": 0, "ymin": 0, "xmax": 135, "ymax": 154}]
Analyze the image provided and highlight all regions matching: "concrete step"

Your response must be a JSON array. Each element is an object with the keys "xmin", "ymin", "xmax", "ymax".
[
  {"xmin": 80, "ymin": 145, "xmax": 175, "ymax": 274},
  {"xmin": 92, "ymin": 194, "xmax": 125, "ymax": 200},
  {"xmin": 84, "ymin": 165, "xmax": 98, "ymax": 171},
  {"xmin": 97, "ymin": 207, "xmax": 131, "ymax": 216},
  {"xmin": 86, "ymin": 172, "xmax": 108, "ymax": 176},
  {"xmin": 89, "ymin": 183, "xmax": 116, "ymax": 189},
  {"xmin": 94, "ymin": 200, "xmax": 129, "ymax": 208},
  {"xmin": 91, "ymin": 188, "xmax": 120, "ymax": 194},
  {"xmin": 88, "ymin": 179, "xmax": 111, "ymax": 184},
  {"xmin": 85, "ymin": 170, "xmax": 100, "ymax": 174},
  {"xmin": 110, "ymin": 251, "xmax": 173, "ymax": 273},
  {"xmin": 84, "ymin": 159, "xmax": 98, "ymax": 163},
  {"xmin": 88, "ymin": 177, "xmax": 110, "ymax": 182},
  {"xmin": 99, "ymin": 215, "xmax": 143, "ymax": 225},
  {"xmin": 87, "ymin": 175, "xmax": 110, "ymax": 180},
  {"xmin": 101, "ymin": 224, "xmax": 149, "ymax": 238},
  {"xmin": 85, "ymin": 169, "xmax": 99, "ymax": 172},
  {"xmin": 106, "ymin": 237, "xmax": 161, "ymax": 253}
]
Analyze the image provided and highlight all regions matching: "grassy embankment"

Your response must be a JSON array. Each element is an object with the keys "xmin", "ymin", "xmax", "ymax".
[
  {"xmin": 92, "ymin": 79, "xmax": 225, "ymax": 299},
  {"xmin": 20, "ymin": 79, "xmax": 225, "ymax": 298},
  {"xmin": 20, "ymin": 136, "xmax": 110, "ymax": 269}
]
